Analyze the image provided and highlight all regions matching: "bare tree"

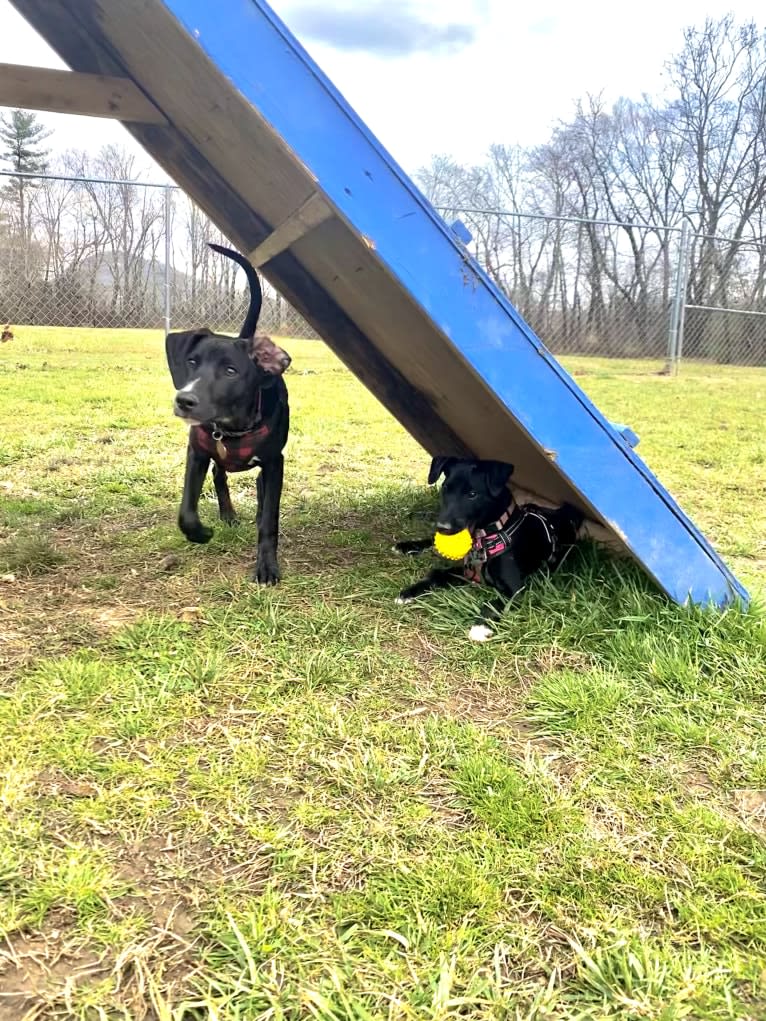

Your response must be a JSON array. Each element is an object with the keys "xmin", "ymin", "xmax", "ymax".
[
  {"xmin": 60, "ymin": 145, "xmax": 165, "ymax": 325},
  {"xmin": 668, "ymin": 16, "xmax": 766, "ymax": 307}
]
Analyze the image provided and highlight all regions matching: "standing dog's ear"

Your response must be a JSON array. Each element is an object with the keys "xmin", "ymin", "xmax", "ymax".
[
  {"xmin": 428, "ymin": 456, "xmax": 457, "ymax": 484},
  {"xmin": 484, "ymin": 460, "xmax": 515, "ymax": 497},
  {"xmin": 165, "ymin": 329, "xmax": 210, "ymax": 388},
  {"xmin": 242, "ymin": 335, "xmax": 292, "ymax": 375}
]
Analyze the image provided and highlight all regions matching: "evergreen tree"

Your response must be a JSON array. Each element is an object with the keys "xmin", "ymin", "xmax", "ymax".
[{"xmin": 0, "ymin": 109, "xmax": 52, "ymax": 256}]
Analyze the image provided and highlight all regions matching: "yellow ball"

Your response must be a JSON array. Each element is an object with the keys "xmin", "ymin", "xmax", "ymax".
[{"xmin": 434, "ymin": 529, "xmax": 472, "ymax": 560}]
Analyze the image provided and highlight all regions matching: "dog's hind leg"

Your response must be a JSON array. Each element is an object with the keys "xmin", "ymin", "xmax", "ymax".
[
  {"xmin": 179, "ymin": 444, "xmax": 213, "ymax": 544},
  {"xmin": 252, "ymin": 455, "xmax": 283, "ymax": 585},
  {"xmin": 213, "ymin": 465, "xmax": 239, "ymax": 525}
]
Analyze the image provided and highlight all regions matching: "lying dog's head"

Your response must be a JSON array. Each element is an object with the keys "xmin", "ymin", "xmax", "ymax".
[
  {"xmin": 428, "ymin": 456, "xmax": 515, "ymax": 534},
  {"xmin": 166, "ymin": 329, "xmax": 291, "ymax": 426}
]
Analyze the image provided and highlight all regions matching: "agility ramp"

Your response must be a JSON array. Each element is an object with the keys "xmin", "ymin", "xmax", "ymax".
[{"xmin": 6, "ymin": 0, "xmax": 748, "ymax": 607}]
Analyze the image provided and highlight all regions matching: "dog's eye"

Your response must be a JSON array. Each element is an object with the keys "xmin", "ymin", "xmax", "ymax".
[
  {"xmin": 468, "ymin": 490, "xmax": 477, "ymax": 499},
  {"xmin": 225, "ymin": 366, "xmax": 238, "ymax": 376},
  {"xmin": 187, "ymin": 357, "xmax": 198, "ymax": 368}
]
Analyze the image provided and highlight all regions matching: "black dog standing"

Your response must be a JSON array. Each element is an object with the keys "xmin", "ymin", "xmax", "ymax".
[
  {"xmin": 165, "ymin": 244, "xmax": 291, "ymax": 584},
  {"xmin": 395, "ymin": 457, "xmax": 584, "ymax": 640}
]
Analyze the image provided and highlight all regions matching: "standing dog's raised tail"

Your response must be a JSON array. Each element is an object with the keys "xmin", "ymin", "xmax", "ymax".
[{"xmin": 207, "ymin": 242, "xmax": 263, "ymax": 338}]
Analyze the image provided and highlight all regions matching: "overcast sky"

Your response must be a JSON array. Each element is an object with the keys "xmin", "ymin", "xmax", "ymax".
[{"xmin": 0, "ymin": 0, "xmax": 761, "ymax": 178}]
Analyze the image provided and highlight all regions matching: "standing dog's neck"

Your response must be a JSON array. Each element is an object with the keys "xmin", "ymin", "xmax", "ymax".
[{"xmin": 210, "ymin": 384, "xmax": 271, "ymax": 434}]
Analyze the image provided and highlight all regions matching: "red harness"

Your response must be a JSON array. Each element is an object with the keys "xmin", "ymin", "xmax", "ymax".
[
  {"xmin": 190, "ymin": 421, "xmax": 271, "ymax": 472},
  {"xmin": 189, "ymin": 391, "xmax": 274, "ymax": 473}
]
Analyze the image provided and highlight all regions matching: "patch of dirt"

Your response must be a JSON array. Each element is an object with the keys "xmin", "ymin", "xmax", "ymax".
[
  {"xmin": 0, "ymin": 914, "xmax": 107, "ymax": 1021},
  {"xmin": 36, "ymin": 770, "xmax": 101, "ymax": 799},
  {"xmin": 733, "ymin": 788, "xmax": 766, "ymax": 833},
  {"xmin": 318, "ymin": 851, "xmax": 374, "ymax": 894},
  {"xmin": 683, "ymin": 768, "xmax": 715, "ymax": 797},
  {"xmin": 419, "ymin": 774, "xmax": 472, "ymax": 830},
  {"xmin": 443, "ymin": 684, "xmax": 559, "ymax": 756},
  {"xmin": 0, "ymin": 828, "xmax": 262, "ymax": 1019},
  {"xmin": 111, "ymin": 830, "xmax": 272, "ymax": 907},
  {"xmin": 91, "ymin": 604, "xmax": 141, "ymax": 630},
  {"xmin": 525, "ymin": 645, "xmax": 593, "ymax": 678}
]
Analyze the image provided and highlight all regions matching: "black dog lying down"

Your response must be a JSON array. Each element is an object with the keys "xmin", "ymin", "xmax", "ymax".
[
  {"xmin": 394, "ymin": 457, "xmax": 583, "ymax": 641},
  {"xmin": 165, "ymin": 243, "xmax": 291, "ymax": 584}
]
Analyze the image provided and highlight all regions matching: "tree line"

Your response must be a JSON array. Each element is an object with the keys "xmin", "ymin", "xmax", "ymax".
[
  {"xmin": 415, "ymin": 15, "xmax": 766, "ymax": 363},
  {"xmin": 0, "ymin": 122, "xmax": 260, "ymax": 332},
  {"xmin": 1, "ymin": 15, "xmax": 765, "ymax": 362}
]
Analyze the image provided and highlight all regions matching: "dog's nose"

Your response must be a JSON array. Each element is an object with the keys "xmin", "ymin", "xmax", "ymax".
[{"xmin": 175, "ymin": 392, "xmax": 199, "ymax": 412}]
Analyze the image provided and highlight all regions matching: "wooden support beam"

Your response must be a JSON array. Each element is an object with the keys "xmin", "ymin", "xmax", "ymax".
[
  {"xmin": 0, "ymin": 63, "xmax": 167, "ymax": 123},
  {"xmin": 248, "ymin": 192, "xmax": 333, "ymax": 268}
]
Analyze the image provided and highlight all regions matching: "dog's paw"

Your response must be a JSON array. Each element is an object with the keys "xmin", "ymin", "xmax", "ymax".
[
  {"xmin": 468, "ymin": 624, "xmax": 494, "ymax": 643},
  {"xmin": 393, "ymin": 540, "xmax": 426, "ymax": 556},
  {"xmin": 182, "ymin": 523, "xmax": 214, "ymax": 544},
  {"xmin": 252, "ymin": 558, "xmax": 281, "ymax": 586}
]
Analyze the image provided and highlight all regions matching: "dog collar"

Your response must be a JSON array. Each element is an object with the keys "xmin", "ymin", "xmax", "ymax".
[{"xmin": 189, "ymin": 390, "xmax": 274, "ymax": 472}]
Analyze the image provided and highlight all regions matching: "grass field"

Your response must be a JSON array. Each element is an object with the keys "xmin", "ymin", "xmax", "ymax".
[{"xmin": 1, "ymin": 327, "xmax": 765, "ymax": 1020}]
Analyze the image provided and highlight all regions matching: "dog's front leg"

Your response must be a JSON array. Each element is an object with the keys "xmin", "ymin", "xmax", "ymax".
[
  {"xmin": 396, "ymin": 566, "xmax": 464, "ymax": 604},
  {"xmin": 469, "ymin": 557, "xmax": 525, "ymax": 642},
  {"xmin": 253, "ymin": 454, "xmax": 283, "ymax": 585},
  {"xmin": 393, "ymin": 537, "xmax": 433, "ymax": 556},
  {"xmin": 213, "ymin": 465, "xmax": 238, "ymax": 524},
  {"xmin": 179, "ymin": 443, "xmax": 213, "ymax": 544}
]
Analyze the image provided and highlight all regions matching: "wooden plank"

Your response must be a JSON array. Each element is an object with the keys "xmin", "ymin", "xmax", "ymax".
[
  {"xmin": 291, "ymin": 217, "xmax": 577, "ymax": 503},
  {"xmin": 248, "ymin": 193, "xmax": 333, "ymax": 268},
  {"xmin": 0, "ymin": 62, "xmax": 166, "ymax": 123},
  {"xmin": 145, "ymin": 130, "xmax": 472, "ymax": 457},
  {"xmin": 67, "ymin": 0, "xmax": 316, "ymax": 229}
]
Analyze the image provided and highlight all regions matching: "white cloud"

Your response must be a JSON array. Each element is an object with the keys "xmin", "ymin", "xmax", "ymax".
[
  {"xmin": 0, "ymin": 0, "xmax": 762, "ymax": 176},
  {"xmin": 283, "ymin": 0, "xmax": 489, "ymax": 57}
]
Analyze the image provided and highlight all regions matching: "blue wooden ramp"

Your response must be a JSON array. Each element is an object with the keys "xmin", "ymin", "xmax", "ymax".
[{"xmin": 11, "ymin": 0, "xmax": 748, "ymax": 608}]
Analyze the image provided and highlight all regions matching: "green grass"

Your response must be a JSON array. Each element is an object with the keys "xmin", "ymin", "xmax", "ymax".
[{"xmin": 0, "ymin": 326, "xmax": 765, "ymax": 1019}]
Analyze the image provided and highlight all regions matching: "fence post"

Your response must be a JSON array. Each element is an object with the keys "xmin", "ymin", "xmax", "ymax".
[
  {"xmin": 674, "ymin": 220, "xmax": 691, "ymax": 371},
  {"xmin": 667, "ymin": 220, "xmax": 690, "ymax": 374},
  {"xmin": 163, "ymin": 185, "xmax": 172, "ymax": 336}
]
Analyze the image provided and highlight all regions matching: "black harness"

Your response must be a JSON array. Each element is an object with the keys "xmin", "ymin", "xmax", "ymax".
[{"xmin": 462, "ymin": 500, "xmax": 561, "ymax": 585}]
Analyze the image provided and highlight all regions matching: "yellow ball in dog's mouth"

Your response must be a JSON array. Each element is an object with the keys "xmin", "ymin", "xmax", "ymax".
[{"xmin": 434, "ymin": 529, "xmax": 472, "ymax": 560}]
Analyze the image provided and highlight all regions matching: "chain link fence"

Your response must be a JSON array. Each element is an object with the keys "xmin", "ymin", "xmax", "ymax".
[
  {"xmin": 0, "ymin": 170, "xmax": 317, "ymax": 339},
  {"xmin": 437, "ymin": 206, "xmax": 766, "ymax": 368},
  {"xmin": 1, "ymin": 169, "xmax": 765, "ymax": 367}
]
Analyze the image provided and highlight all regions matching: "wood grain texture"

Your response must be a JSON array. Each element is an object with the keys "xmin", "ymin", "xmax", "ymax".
[{"xmin": 0, "ymin": 62, "xmax": 166, "ymax": 122}]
